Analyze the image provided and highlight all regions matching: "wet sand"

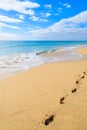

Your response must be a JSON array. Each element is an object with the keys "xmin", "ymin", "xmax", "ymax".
[{"xmin": 0, "ymin": 48, "xmax": 87, "ymax": 130}]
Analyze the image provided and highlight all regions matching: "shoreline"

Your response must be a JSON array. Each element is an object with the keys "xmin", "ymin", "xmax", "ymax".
[{"xmin": 0, "ymin": 46, "xmax": 87, "ymax": 80}]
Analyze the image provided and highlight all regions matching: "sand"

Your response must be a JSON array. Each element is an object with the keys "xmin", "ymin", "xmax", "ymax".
[
  {"xmin": 77, "ymin": 47, "xmax": 87, "ymax": 55},
  {"xmin": 0, "ymin": 48, "xmax": 87, "ymax": 130}
]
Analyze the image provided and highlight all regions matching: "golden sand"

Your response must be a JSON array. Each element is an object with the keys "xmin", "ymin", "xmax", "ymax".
[
  {"xmin": 0, "ymin": 48, "xmax": 87, "ymax": 130},
  {"xmin": 77, "ymin": 47, "xmax": 87, "ymax": 55}
]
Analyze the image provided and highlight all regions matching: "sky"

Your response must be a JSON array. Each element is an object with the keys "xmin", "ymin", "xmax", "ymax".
[{"xmin": 0, "ymin": 0, "xmax": 87, "ymax": 40}]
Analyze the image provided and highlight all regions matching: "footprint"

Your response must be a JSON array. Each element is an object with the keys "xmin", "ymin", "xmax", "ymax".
[
  {"xmin": 83, "ymin": 72, "xmax": 86, "ymax": 75},
  {"xmin": 71, "ymin": 88, "xmax": 77, "ymax": 93},
  {"xmin": 44, "ymin": 115, "xmax": 55, "ymax": 126},
  {"xmin": 60, "ymin": 97, "xmax": 65, "ymax": 104},
  {"xmin": 81, "ymin": 76, "xmax": 85, "ymax": 79},
  {"xmin": 75, "ymin": 80, "xmax": 79, "ymax": 84},
  {"xmin": 66, "ymin": 94, "xmax": 68, "ymax": 97}
]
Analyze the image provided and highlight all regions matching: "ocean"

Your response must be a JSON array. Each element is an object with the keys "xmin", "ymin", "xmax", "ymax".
[
  {"xmin": 0, "ymin": 41, "xmax": 87, "ymax": 78},
  {"xmin": 0, "ymin": 41, "xmax": 87, "ymax": 56}
]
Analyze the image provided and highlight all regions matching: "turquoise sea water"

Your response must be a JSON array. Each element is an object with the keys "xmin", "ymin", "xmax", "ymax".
[
  {"xmin": 0, "ymin": 41, "xmax": 87, "ymax": 78},
  {"xmin": 0, "ymin": 41, "xmax": 87, "ymax": 56}
]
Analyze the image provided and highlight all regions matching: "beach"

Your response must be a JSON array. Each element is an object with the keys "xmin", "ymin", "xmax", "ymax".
[
  {"xmin": 0, "ymin": 47, "xmax": 87, "ymax": 130},
  {"xmin": 77, "ymin": 47, "xmax": 87, "ymax": 55}
]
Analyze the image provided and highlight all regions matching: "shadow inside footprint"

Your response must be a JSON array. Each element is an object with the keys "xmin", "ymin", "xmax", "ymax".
[
  {"xmin": 81, "ymin": 76, "xmax": 85, "ymax": 79},
  {"xmin": 44, "ymin": 115, "xmax": 54, "ymax": 126},
  {"xmin": 72, "ymin": 88, "xmax": 77, "ymax": 93},
  {"xmin": 60, "ymin": 97, "xmax": 65, "ymax": 104},
  {"xmin": 76, "ymin": 80, "xmax": 79, "ymax": 84},
  {"xmin": 83, "ymin": 72, "xmax": 86, "ymax": 75}
]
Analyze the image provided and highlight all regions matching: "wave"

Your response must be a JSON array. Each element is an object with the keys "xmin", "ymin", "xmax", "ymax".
[{"xmin": 0, "ymin": 44, "xmax": 87, "ymax": 79}]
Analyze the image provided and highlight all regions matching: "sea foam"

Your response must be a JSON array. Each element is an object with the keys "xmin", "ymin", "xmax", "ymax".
[{"xmin": 0, "ymin": 45, "xmax": 87, "ymax": 79}]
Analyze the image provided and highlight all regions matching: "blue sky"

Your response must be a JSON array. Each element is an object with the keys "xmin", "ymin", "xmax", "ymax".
[{"xmin": 0, "ymin": 0, "xmax": 87, "ymax": 40}]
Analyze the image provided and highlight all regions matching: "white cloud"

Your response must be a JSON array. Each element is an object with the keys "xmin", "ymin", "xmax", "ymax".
[
  {"xmin": 50, "ymin": 11, "xmax": 87, "ymax": 32},
  {"xmin": 0, "ymin": 32, "xmax": 23, "ymax": 40},
  {"xmin": 29, "ymin": 16, "xmax": 39, "ymax": 21},
  {"xmin": 0, "ymin": 22, "xmax": 19, "ymax": 29},
  {"xmin": 44, "ymin": 4, "xmax": 52, "ymax": 8},
  {"xmin": 58, "ymin": 8, "xmax": 62, "ymax": 11},
  {"xmin": 19, "ymin": 15, "xmax": 24, "ymax": 20},
  {"xmin": 68, "ymin": 11, "xmax": 87, "ymax": 23},
  {"xmin": 0, "ymin": 10, "xmax": 87, "ymax": 40},
  {"xmin": 57, "ymin": 7, "xmax": 63, "ymax": 14},
  {"xmin": 63, "ymin": 3, "xmax": 71, "ymax": 8},
  {"xmin": 45, "ymin": 12, "xmax": 51, "ymax": 17},
  {"xmin": 0, "ymin": 15, "xmax": 22, "ymax": 23},
  {"xmin": 18, "ymin": 0, "xmax": 40, "ymax": 8},
  {"xmin": 0, "ymin": 0, "xmax": 40, "ymax": 15},
  {"xmin": 59, "ymin": 2, "xmax": 71, "ymax": 8},
  {"xmin": 40, "ymin": 19, "xmax": 48, "ymax": 22},
  {"xmin": 27, "ymin": 10, "xmax": 87, "ymax": 40},
  {"xmin": 41, "ymin": 12, "xmax": 51, "ymax": 18},
  {"xmin": 29, "ymin": 16, "xmax": 48, "ymax": 22},
  {"xmin": 18, "ymin": 8, "xmax": 35, "ymax": 16}
]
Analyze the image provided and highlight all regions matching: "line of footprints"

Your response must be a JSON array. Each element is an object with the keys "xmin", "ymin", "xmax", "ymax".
[{"xmin": 43, "ymin": 71, "xmax": 87, "ymax": 126}]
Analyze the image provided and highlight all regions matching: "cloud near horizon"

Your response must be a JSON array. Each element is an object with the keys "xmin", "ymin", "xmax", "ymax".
[{"xmin": 24, "ymin": 10, "xmax": 87, "ymax": 40}]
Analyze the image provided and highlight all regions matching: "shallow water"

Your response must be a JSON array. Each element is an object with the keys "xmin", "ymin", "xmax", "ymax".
[{"xmin": 0, "ymin": 41, "xmax": 87, "ymax": 79}]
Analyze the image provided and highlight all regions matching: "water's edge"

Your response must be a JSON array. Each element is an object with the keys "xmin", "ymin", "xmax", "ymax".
[{"xmin": 0, "ymin": 45, "xmax": 87, "ymax": 79}]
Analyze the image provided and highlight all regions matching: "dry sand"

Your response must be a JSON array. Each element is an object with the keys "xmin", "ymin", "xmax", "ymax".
[
  {"xmin": 77, "ymin": 47, "xmax": 87, "ymax": 55},
  {"xmin": 0, "ymin": 48, "xmax": 87, "ymax": 130}
]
